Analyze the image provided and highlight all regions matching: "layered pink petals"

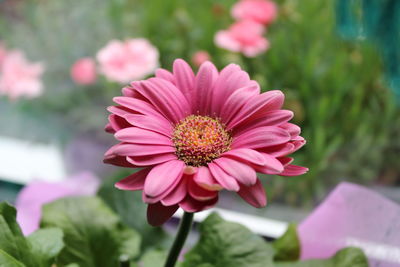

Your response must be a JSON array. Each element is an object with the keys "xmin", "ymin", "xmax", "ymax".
[{"xmin": 105, "ymin": 59, "xmax": 307, "ymax": 226}]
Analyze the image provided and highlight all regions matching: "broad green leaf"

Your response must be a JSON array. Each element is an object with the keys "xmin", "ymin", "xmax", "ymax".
[
  {"xmin": 27, "ymin": 228, "xmax": 64, "ymax": 267},
  {"xmin": 272, "ymin": 224, "xmax": 300, "ymax": 261},
  {"xmin": 41, "ymin": 196, "xmax": 141, "ymax": 267},
  {"xmin": 0, "ymin": 249, "xmax": 25, "ymax": 267},
  {"xmin": 182, "ymin": 213, "xmax": 275, "ymax": 267},
  {"xmin": 139, "ymin": 249, "xmax": 167, "ymax": 267},
  {"xmin": 275, "ymin": 247, "xmax": 369, "ymax": 267},
  {"xmin": 97, "ymin": 171, "xmax": 168, "ymax": 249}
]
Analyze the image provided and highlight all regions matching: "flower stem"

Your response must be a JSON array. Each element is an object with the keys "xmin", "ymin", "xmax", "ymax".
[{"xmin": 164, "ymin": 212, "xmax": 194, "ymax": 267}]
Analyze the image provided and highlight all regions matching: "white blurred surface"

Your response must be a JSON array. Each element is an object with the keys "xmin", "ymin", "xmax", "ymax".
[{"xmin": 0, "ymin": 136, "xmax": 66, "ymax": 184}]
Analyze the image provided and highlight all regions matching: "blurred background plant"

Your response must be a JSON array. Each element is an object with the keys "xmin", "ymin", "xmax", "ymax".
[{"xmin": 1, "ymin": 0, "xmax": 399, "ymax": 211}]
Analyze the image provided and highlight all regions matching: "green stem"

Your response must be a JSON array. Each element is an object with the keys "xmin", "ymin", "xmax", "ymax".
[{"xmin": 164, "ymin": 212, "xmax": 194, "ymax": 267}]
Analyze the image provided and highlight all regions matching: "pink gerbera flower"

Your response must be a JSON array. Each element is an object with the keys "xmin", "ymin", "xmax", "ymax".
[{"xmin": 104, "ymin": 59, "xmax": 307, "ymax": 226}]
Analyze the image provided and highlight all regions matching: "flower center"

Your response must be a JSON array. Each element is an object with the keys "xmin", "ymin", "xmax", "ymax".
[{"xmin": 172, "ymin": 115, "xmax": 232, "ymax": 167}]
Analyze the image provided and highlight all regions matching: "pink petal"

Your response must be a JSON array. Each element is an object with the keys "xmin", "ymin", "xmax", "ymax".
[
  {"xmin": 108, "ymin": 114, "xmax": 132, "ymax": 132},
  {"xmin": 232, "ymin": 126, "xmax": 291, "ymax": 149},
  {"xmin": 208, "ymin": 163, "xmax": 240, "ymax": 191},
  {"xmin": 280, "ymin": 164, "xmax": 309, "ymax": 176},
  {"xmin": 193, "ymin": 166, "xmax": 223, "ymax": 191},
  {"xmin": 237, "ymin": 179, "xmax": 267, "ymax": 208},
  {"xmin": 194, "ymin": 61, "xmax": 218, "ymax": 115},
  {"xmin": 124, "ymin": 114, "xmax": 173, "ymax": 137},
  {"xmin": 137, "ymin": 79, "xmax": 190, "ymax": 123},
  {"xmin": 144, "ymin": 160, "xmax": 185, "ymax": 198},
  {"xmin": 127, "ymin": 153, "xmax": 177, "ymax": 166},
  {"xmin": 214, "ymin": 157, "xmax": 257, "ymax": 186},
  {"xmin": 266, "ymin": 143, "xmax": 296, "ymax": 157},
  {"xmin": 112, "ymin": 97, "xmax": 164, "ymax": 119},
  {"xmin": 112, "ymin": 143, "xmax": 175, "ymax": 157},
  {"xmin": 179, "ymin": 195, "xmax": 218, "ymax": 213},
  {"xmin": 115, "ymin": 168, "xmax": 152, "ymax": 190},
  {"xmin": 253, "ymin": 153, "xmax": 284, "ymax": 174},
  {"xmin": 122, "ymin": 86, "xmax": 135, "ymax": 97},
  {"xmin": 188, "ymin": 178, "xmax": 218, "ymax": 201},
  {"xmin": 221, "ymin": 148, "xmax": 266, "ymax": 166},
  {"xmin": 114, "ymin": 127, "xmax": 172, "ymax": 146},
  {"xmin": 147, "ymin": 202, "xmax": 179, "ymax": 226},
  {"xmin": 104, "ymin": 145, "xmax": 137, "ymax": 167},
  {"xmin": 280, "ymin": 123, "xmax": 301, "ymax": 138},
  {"xmin": 173, "ymin": 59, "xmax": 195, "ymax": 104},
  {"xmin": 278, "ymin": 157, "xmax": 294, "ymax": 166},
  {"xmin": 155, "ymin": 68, "xmax": 175, "ymax": 83},
  {"xmin": 161, "ymin": 176, "xmax": 188, "ymax": 206}
]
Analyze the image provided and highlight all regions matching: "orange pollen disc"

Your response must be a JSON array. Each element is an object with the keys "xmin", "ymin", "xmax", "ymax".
[{"xmin": 172, "ymin": 115, "xmax": 232, "ymax": 167}]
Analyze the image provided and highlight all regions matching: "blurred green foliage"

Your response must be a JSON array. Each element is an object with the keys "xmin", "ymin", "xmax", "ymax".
[{"xmin": 0, "ymin": 0, "xmax": 399, "ymax": 208}]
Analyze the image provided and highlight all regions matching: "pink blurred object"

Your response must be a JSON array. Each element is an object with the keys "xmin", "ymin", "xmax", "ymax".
[
  {"xmin": 70, "ymin": 57, "xmax": 97, "ymax": 85},
  {"xmin": 97, "ymin": 38, "xmax": 159, "ymax": 84},
  {"xmin": 299, "ymin": 182, "xmax": 400, "ymax": 267},
  {"xmin": 191, "ymin": 51, "xmax": 211, "ymax": 67},
  {"xmin": 0, "ymin": 50, "xmax": 44, "ymax": 100},
  {"xmin": 0, "ymin": 43, "xmax": 6, "ymax": 68},
  {"xmin": 215, "ymin": 20, "xmax": 269, "ymax": 57},
  {"xmin": 15, "ymin": 172, "xmax": 100, "ymax": 235},
  {"xmin": 232, "ymin": 0, "xmax": 277, "ymax": 25}
]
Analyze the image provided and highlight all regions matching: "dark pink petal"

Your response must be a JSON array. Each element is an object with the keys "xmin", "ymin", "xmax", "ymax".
[
  {"xmin": 112, "ymin": 97, "xmax": 164, "ymax": 119},
  {"xmin": 233, "ymin": 110, "xmax": 293, "ymax": 136},
  {"xmin": 280, "ymin": 164, "xmax": 309, "ymax": 176},
  {"xmin": 179, "ymin": 195, "xmax": 218, "ymax": 213},
  {"xmin": 124, "ymin": 114, "xmax": 173, "ymax": 137},
  {"xmin": 161, "ymin": 176, "xmax": 188, "ymax": 206},
  {"xmin": 137, "ymin": 78, "xmax": 190, "ymax": 123},
  {"xmin": 144, "ymin": 160, "xmax": 185, "ymax": 198},
  {"xmin": 214, "ymin": 157, "xmax": 257, "ymax": 186},
  {"xmin": 220, "ymin": 82, "xmax": 260, "ymax": 125},
  {"xmin": 104, "ymin": 145, "xmax": 137, "ymax": 167},
  {"xmin": 232, "ymin": 126, "xmax": 290, "ymax": 149},
  {"xmin": 278, "ymin": 157, "xmax": 294, "ymax": 166},
  {"xmin": 266, "ymin": 143, "xmax": 296, "ymax": 157},
  {"xmin": 193, "ymin": 166, "xmax": 223, "ymax": 191},
  {"xmin": 173, "ymin": 59, "xmax": 195, "ymax": 104},
  {"xmin": 253, "ymin": 153, "xmax": 284, "ymax": 174},
  {"xmin": 280, "ymin": 123, "xmax": 301, "ymax": 138},
  {"xmin": 112, "ymin": 143, "xmax": 175, "ymax": 157},
  {"xmin": 188, "ymin": 178, "xmax": 218, "ymax": 201},
  {"xmin": 108, "ymin": 114, "xmax": 132, "ymax": 132},
  {"xmin": 194, "ymin": 61, "xmax": 218, "ymax": 115},
  {"xmin": 147, "ymin": 202, "xmax": 179, "ymax": 226},
  {"xmin": 105, "ymin": 123, "xmax": 114, "ymax": 134},
  {"xmin": 115, "ymin": 127, "xmax": 172, "ymax": 146},
  {"xmin": 115, "ymin": 168, "xmax": 152, "ymax": 190},
  {"xmin": 221, "ymin": 148, "xmax": 266, "ymax": 166},
  {"xmin": 208, "ymin": 163, "xmax": 240, "ymax": 191},
  {"xmin": 127, "ymin": 153, "xmax": 177, "ymax": 166},
  {"xmin": 237, "ymin": 179, "xmax": 267, "ymax": 208},
  {"xmin": 227, "ymin": 90, "xmax": 284, "ymax": 130},
  {"xmin": 155, "ymin": 68, "xmax": 175, "ymax": 83}
]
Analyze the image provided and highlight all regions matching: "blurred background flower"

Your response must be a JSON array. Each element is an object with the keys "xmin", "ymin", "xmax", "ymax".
[
  {"xmin": 231, "ymin": 0, "xmax": 277, "ymax": 25},
  {"xmin": 70, "ymin": 57, "xmax": 97, "ymax": 85}
]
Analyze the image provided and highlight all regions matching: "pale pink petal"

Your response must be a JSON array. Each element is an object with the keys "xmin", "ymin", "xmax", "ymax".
[
  {"xmin": 173, "ymin": 59, "xmax": 195, "ymax": 104},
  {"xmin": 193, "ymin": 166, "xmax": 223, "ymax": 191},
  {"xmin": 267, "ymin": 143, "xmax": 296, "ymax": 157},
  {"xmin": 179, "ymin": 195, "xmax": 218, "ymax": 213},
  {"xmin": 214, "ymin": 31, "xmax": 241, "ymax": 52},
  {"xmin": 242, "ymin": 38, "xmax": 269, "ymax": 57},
  {"xmin": 147, "ymin": 202, "xmax": 179, "ymax": 226},
  {"xmin": 115, "ymin": 127, "xmax": 173, "ymax": 146},
  {"xmin": 280, "ymin": 164, "xmax": 309, "ymax": 176},
  {"xmin": 161, "ymin": 176, "xmax": 188, "ymax": 206},
  {"xmin": 232, "ymin": 126, "xmax": 291, "ymax": 149},
  {"xmin": 155, "ymin": 68, "xmax": 175, "ymax": 83},
  {"xmin": 188, "ymin": 178, "xmax": 218, "ymax": 201},
  {"xmin": 127, "ymin": 153, "xmax": 177, "ymax": 166},
  {"xmin": 237, "ymin": 179, "xmax": 267, "ymax": 208},
  {"xmin": 280, "ymin": 123, "xmax": 301, "ymax": 137},
  {"xmin": 115, "ymin": 168, "xmax": 152, "ymax": 190},
  {"xmin": 253, "ymin": 153, "xmax": 284, "ymax": 174},
  {"xmin": 221, "ymin": 148, "xmax": 266, "ymax": 166},
  {"xmin": 124, "ymin": 114, "xmax": 173, "ymax": 137},
  {"xmin": 144, "ymin": 160, "xmax": 185, "ymax": 197},
  {"xmin": 208, "ymin": 163, "xmax": 240, "ymax": 191},
  {"xmin": 112, "ymin": 143, "xmax": 175, "ymax": 157},
  {"xmin": 214, "ymin": 157, "xmax": 257, "ymax": 186},
  {"xmin": 194, "ymin": 61, "xmax": 218, "ymax": 115}
]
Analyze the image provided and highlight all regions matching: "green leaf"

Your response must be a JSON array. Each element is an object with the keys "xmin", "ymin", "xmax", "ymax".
[
  {"xmin": 272, "ymin": 224, "xmax": 300, "ymax": 261},
  {"xmin": 27, "ymin": 228, "xmax": 64, "ymax": 267},
  {"xmin": 0, "ymin": 249, "xmax": 25, "ymax": 267},
  {"xmin": 182, "ymin": 213, "xmax": 275, "ymax": 267},
  {"xmin": 275, "ymin": 247, "xmax": 369, "ymax": 267},
  {"xmin": 41, "ymin": 196, "xmax": 141, "ymax": 267},
  {"xmin": 97, "ymin": 171, "xmax": 168, "ymax": 249},
  {"xmin": 139, "ymin": 249, "xmax": 167, "ymax": 267}
]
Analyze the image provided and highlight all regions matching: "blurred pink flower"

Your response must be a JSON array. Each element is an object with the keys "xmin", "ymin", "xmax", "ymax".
[
  {"xmin": 15, "ymin": 172, "xmax": 100, "ymax": 235},
  {"xmin": 70, "ymin": 57, "xmax": 97, "ymax": 85},
  {"xmin": 215, "ymin": 20, "xmax": 269, "ymax": 57},
  {"xmin": 97, "ymin": 38, "xmax": 159, "ymax": 84},
  {"xmin": 0, "ymin": 50, "xmax": 44, "ymax": 100},
  {"xmin": 232, "ymin": 0, "xmax": 278, "ymax": 25},
  {"xmin": 191, "ymin": 51, "xmax": 211, "ymax": 67}
]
